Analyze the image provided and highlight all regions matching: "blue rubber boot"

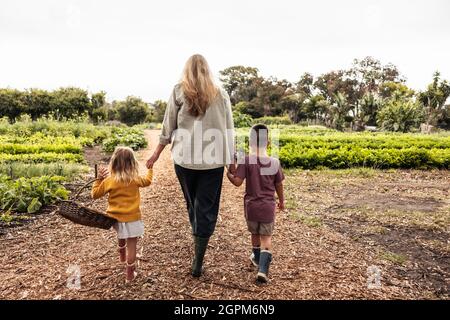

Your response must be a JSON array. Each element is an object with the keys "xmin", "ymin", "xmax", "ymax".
[
  {"xmin": 257, "ymin": 250, "xmax": 272, "ymax": 283},
  {"xmin": 250, "ymin": 247, "xmax": 261, "ymax": 267}
]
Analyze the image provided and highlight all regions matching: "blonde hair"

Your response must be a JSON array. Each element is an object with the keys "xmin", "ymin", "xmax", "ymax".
[
  {"xmin": 109, "ymin": 147, "xmax": 139, "ymax": 184},
  {"xmin": 181, "ymin": 54, "xmax": 219, "ymax": 117}
]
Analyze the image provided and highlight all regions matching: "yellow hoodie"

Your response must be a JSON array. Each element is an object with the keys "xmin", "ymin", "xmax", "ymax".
[{"xmin": 91, "ymin": 169, "xmax": 153, "ymax": 222}]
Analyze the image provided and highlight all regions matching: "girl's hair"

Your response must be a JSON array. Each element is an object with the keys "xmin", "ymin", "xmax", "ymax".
[
  {"xmin": 181, "ymin": 54, "xmax": 219, "ymax": 117},
  {"xmin": 109, "ymin": 146, "xmax": 139, "ymax": 184}
]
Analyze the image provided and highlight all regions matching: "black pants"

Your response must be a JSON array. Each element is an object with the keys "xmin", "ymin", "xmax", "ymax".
[{"xmin": 175, "ymin": 164, "xmax": 224, "ymax": 238}]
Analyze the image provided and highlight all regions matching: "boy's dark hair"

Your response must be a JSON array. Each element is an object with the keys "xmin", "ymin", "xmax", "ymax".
[{"xmin": 249, "ymin": 124, "xmax": 269, "ymax": 148}]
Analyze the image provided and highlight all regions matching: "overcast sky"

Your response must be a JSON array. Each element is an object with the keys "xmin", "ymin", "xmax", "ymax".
[{"xmin": 1, "ymin": 0, "xmax": 449, "ymax": 102}]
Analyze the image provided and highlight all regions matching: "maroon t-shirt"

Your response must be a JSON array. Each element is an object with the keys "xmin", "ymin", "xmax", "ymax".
[{"xmin": 235, "ymin": 155, "xmax": 285, "ymax": 223}]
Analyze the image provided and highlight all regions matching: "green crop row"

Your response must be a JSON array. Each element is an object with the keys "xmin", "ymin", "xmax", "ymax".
[
  {"xmin": 235, "ymin": 126, "xmax": 450, "ymax": 169},
  {"xmin": 277, "ymin": 133, "xmax": 450, "ymax": 149},
  {"xmin": 0, "ymin": 162, "xmax": 89, "ymax": 179},
  {"xmin": 0, "ymin": 152, "xmax": 84, "ymax": 164},
  {"xmin": 0, "ymin": 116, "xmax": 110, "ymax": 142},
  {"xmin": 278, "ymin": 144, "xmax": 450, "ymax": 169},
  {"xmin": 0, "ymin": 133, "xmax": 94, "ymax": 147},
  {"xmin": 0, "ymin": 142, "xmax": 83, "ymax": 155}
]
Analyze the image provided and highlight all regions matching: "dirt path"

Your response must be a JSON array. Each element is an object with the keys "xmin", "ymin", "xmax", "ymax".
[{"xmin": 0, "ymin": 130, "xmax": 423, "ymax": 299}]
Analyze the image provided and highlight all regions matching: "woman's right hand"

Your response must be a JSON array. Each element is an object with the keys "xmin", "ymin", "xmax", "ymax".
[
  {"xmin": 146, "ymin": 153, "xmax": 159, "ymax": 169},
  {"xmin": 146, "ymin": 144, "xmax": 166, "ymax": 169}
]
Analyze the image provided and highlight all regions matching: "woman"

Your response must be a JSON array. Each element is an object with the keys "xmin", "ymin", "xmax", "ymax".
[{"xmin": 146, "ymin": 54, "xmax": 234, "ymax": 277}]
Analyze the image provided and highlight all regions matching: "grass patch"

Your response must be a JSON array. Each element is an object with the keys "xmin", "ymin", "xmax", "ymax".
[
  {"xmin": 285, "ymin": 198, "xmax": 297, "ymax": 210},
  {"xmin": 352, "ymin": 208, "xmax": 449, "ymax": 232},
  {"xmin": 292, "ymin": 212, "xmax": 323, "ymax": 227},
  {"xmin": 418, "ymin": 239, "xmax": 450, "ymax": 254},
  {"xmin": 379, "ymin": 250, "xmax": 408, "ymax": 265},
  {"xmin": 285, "ymin": 167, "xmax": 377, "ymax": 178}
]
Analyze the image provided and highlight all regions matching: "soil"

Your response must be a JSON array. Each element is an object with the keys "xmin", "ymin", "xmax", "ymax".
[
  {"xmin": 0, "ymin": 130, "xmax": 448, "ymax": 299},
  {"xmin": 285, "ymin": 168, "xmax": 450, "ymax": 298}
]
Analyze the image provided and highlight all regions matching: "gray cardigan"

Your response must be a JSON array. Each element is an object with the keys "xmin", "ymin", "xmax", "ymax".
[{"xmin": 159, "ymin": 84, "xmax": 235, "ymax": 170}]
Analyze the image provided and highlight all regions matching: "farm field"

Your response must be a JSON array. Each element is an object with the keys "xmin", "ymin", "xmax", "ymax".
[
  {"xmin": 236, "ymin": 126, "xmax": 450, "ymax": 169},
  {"xmin": 0, "ymin": 117, "xmax": 147, "ymax": 226},
  {"xmin": 0, "ymin": 129, "xmax": 449, "ymax": 299}
]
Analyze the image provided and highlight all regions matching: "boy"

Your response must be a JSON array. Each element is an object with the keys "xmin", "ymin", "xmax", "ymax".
[{"xmin": 227, "ymin": 124, "xmax": 285, "ymax": 283}]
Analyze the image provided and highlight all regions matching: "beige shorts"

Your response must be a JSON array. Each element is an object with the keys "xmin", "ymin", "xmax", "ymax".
[{"xmin": 246, "ymin": 220, "xmax": 274, "ymax": 236}]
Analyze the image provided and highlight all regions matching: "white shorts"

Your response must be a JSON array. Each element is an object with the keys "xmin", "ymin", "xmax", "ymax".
[{"xmin": 113, "ymin": 220, "xmax": 144, "ymax": 239}]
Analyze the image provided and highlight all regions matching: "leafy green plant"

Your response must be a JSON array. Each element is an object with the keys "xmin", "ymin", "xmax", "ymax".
[
  {"xmin": 102, "ymin": 127, "xmax": 147, "ymax": 152},
  {"xmin": 233, "ymin": 111, "xmax": 253, "ymax": 128},
  {"xmin": 0, "ymin": 175, "xmax": 69, "ymax": 213}
]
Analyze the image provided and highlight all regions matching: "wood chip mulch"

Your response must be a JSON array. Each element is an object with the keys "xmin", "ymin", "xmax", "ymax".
[{"xmin": 0, "ymin": 131, "xmax": 422, "ymax": 300}]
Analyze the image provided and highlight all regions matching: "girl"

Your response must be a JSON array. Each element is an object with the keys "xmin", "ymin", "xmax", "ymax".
[{"xmin": 92, "ymin": 146, "xmax": 153, "ymax": 282}]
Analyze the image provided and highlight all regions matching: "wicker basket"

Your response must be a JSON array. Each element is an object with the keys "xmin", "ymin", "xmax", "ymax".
[{"xmin": 58, "ymin": 172, "xmax": 117, "ymax": 230}]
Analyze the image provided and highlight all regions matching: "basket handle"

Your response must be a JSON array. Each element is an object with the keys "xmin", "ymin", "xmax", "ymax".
[
  {"xmin": 73, "ymin": 178, "xmax": 98, "ymax": 200},
  {"xmin": 72, "ymin": 165, "xmax": 100, "ymax": 200}
]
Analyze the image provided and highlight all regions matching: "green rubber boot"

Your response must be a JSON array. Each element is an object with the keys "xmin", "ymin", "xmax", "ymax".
[{"xmin": 192, "ymin": 236, "xmax": 209, "ymax": 277}]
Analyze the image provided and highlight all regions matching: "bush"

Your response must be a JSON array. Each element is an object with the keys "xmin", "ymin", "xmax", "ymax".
[
  {"xmin": 114, "ymin": 96, "xmax": 150, "ymax": 126},
  {"xmin": 147, "ymin": 100, "xmax": 167, "ymax": 123},
  {"xmin": 253, "ymin": 115, "xmax": 292, "ymax": 125},
  {"xmin": 377, "ymin": 99, "xmax": 424, "ymax": 132},
  {"xmin": 233, "ymin": 111, "xmax": 253, "ymax": 128}
]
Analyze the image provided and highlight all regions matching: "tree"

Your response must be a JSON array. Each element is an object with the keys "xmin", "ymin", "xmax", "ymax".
[
  {"xmin": 0, "ymin": 89, "xmax": 25, "ymax": 121},
  {"xmin": 314, "ymin": 70, "xmax": 357, "ymax": 104},
  {"xmin": 22, "ymin": 89, "xmax": 54, "ymax": 120},
  {"xmin": 379, "ymin": 82, "xmax": 415, "ymax": 100},
  {"xmin": 114, "ymin": 96, "xmax": 150, "ymax": 126},
  {"xmin": 348, "ymin": 57, "xmax": 404, "ymax": 96},
  {"xmin": 354, "ymin": 93, "xmax": 383, "ymax": 129},
  {"xmin": 250, "ymin": 77, "xmax": 292, "ymax": 117},
  {"xmin": 305, "ymin": 95, "xmax": 329, "ymax": 124},
  {"xmin": 52, "ymin": 87, "xmax": 92, "ymax": 119},
  {"xmin": 219, "ymin": 66, "xmax": 259, "ymax": 104},
  {"xmin": 89, "ymin": 91, "xmax": 107, "ymax": 123},
  {"xmin": 351, "ymin": 57, "xmax": 403, "ymax": 128},
  {"xmin": 296, "ymin": 73, "xmax": 315, "ymax": 96},
  {"xmin": 148, "ymin": 100, "xmax": 167, "ymax": 123},
  {"xmin": 329, "ymin": 92, "xmax": 352, "ymax": 131},
  {"xmin": 377, "ymin": 94, "xmax": 424, "ymax": 132},
  {"xmin": 418, "ymin": 71, "xmax": 450, "ymax": 127},
  {"xmin": 281, "ymin": 93, "xmax": 307, "ymax": 123}
]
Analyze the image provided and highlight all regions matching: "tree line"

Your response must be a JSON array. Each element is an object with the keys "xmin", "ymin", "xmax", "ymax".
[
  {"xmin": 1, "ymin": 56, "xmax": 449, "ymax": 131},
  {"xmin": 220, "ymin": 57, "xmax": 450, "ymax": 132},
  {"xmin": 0, "ymin": 87, "xmax": 167, "ymax": 126}
]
